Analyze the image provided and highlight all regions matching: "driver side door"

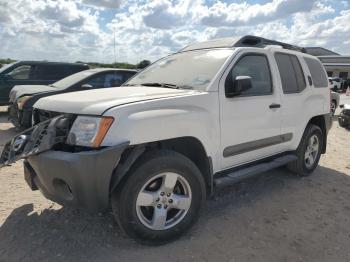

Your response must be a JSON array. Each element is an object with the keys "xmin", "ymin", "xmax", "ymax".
[{"xmin": 219, "ymin": 51, "xmax": 283, "ymax": 170}]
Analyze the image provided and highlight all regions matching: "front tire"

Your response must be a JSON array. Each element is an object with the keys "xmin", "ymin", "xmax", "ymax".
[
  {"xmin": 288, "ymin": 124, "xmax": 323, "ymax": 176},
  {"xmin": 111, "ymin": 150, "xmax": 206, "ymax": 244}
]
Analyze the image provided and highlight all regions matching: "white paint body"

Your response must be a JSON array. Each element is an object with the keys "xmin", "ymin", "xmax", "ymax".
[{"xmin": 34, "ymin": 46, "xmax": 330, "ymax": 174}]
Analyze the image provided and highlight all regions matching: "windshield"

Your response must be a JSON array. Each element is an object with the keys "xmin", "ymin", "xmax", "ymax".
[
  {"xmin": 0, "ymin": 63, "xmax": 15, "ymax": 74},
  {"xmin": 125, "ymin": 49, "xmax": 234, "ymax": 91},
  {"xmin": 51, "ymin": 70, "xmax": 94, "ymax": 89}
]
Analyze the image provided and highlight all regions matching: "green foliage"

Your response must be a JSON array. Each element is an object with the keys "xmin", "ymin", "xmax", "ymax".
[
  {"xmin": 136, "ymin": 60, "xmax": 151, "ymax": 69},
  {"xmin": 0, "ymin": 58, "xmax": 16, "ymax": 68}
]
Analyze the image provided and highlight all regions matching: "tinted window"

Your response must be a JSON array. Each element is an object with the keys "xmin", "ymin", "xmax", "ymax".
[
  {"xmin": 32, "ymin": 65, "xmax": 87, "ymax": 81},
  {"xmin": 275, "ymin": 53, "xmax": 306, "ymax": 93},
  {"xmin": 122, "ymin": 71, "xmax": 137, "ymax": 82},
  {"xmin": 8, "ymin": 65, "xmax": 32, "ymax": 80},
  {"xmin": 304, "ymin": 57, "xmax": 329, "ymax": 88},
  {"xmin": 290, "ymin": 56, "xmax": 306, "ymax": 91},
  {"xmin": 228, "ymin": 55, "xmax": 272, "ymax": 96},
  {"xmin": 83, "ymin": 74, "xmax": 106, "ymax": 88},
  {"xmin": 105, "ymin": 73, "xmax": 124, "ymax": 87}
]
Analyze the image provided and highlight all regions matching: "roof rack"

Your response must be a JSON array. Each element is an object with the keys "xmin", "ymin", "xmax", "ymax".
[
  {"xmin": 179, "ymin": 35, "xmax": 307, "ymax": 53},
  {"xmin": 234, "ymin": 35, "xmax": 306, "ymax": 53}
]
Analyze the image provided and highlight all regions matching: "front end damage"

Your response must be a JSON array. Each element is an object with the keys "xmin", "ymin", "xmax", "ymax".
[
  {"xmin": 0, "ymin": 115, "xmax": 129, "ymax": 211},
  {"xmin": 0, "ymin": 115, "xmax": 74, "ymax": 167}
]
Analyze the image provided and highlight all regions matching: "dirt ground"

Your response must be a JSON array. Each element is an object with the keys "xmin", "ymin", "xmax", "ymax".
[{"xmin": 0, "ymin": 105, "xmax": 349, "ymax": 262}]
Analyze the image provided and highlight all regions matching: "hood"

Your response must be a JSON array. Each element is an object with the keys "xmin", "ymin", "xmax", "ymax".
[
  {"xmin": 10, "ymin": 85, "xmax": 56, "ymax": 102},
  {"xmin": 33, "ymin": 86, "xmax": 198, "ymax": 115}
]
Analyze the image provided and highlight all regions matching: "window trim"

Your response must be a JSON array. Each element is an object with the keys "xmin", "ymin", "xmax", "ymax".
[
  {"xmin": 274, "ymin": 52, "xmax": 307, "ymax": 94},
  {"xmin": 225, "ymin": 52, "xmax": 274, "ymax": 97}
]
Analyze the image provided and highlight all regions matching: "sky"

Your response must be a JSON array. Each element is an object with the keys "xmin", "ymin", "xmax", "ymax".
[{"xmin": 0, "ymin": 0, "xmax": 349, "ymax": 64}]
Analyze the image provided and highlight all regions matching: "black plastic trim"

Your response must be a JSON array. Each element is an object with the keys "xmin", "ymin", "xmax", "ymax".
[{"xmin": 223, "ymin": 133, "xmax": 293, "ymax": 158}]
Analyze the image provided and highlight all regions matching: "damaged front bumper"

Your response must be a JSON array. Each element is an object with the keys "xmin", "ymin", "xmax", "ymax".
[{"xmin": 0, "ymin": 115, "xmax": 129, "ymax": 211}]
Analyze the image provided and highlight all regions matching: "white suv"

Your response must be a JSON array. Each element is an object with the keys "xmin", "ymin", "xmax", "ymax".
[{"xmin": 1, "ymin": 36, "xmax": 332, "ymax": 244}]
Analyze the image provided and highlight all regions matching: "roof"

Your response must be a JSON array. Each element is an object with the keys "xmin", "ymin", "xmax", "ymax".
[
  {"xmin": 180, "ymin": 35, "xmax": 306, "ymax": 53},
  {"xmin": 304, "ymin": 47, "xmax": 340, "ymax": 56},
  {"xmin": 17, "ymin": 61, "xmax": 89, "ymax": 67},
  {"xmin": 88, "ymin": 68, "xmax": 138, "ymax": 72}
]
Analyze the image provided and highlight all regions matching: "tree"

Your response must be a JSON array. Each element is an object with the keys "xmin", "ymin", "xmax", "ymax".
[{"xmin": 137, "ymin": 60, "xmax": 151, "ymax": 69}]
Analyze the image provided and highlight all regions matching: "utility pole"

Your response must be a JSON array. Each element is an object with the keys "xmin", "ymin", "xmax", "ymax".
[{"xmin": 113, "ymin": 26, "xmax": 117, "ymax": 65}]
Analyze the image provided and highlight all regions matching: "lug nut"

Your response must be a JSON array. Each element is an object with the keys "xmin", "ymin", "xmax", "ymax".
[
  {"xmin": 160, "ymin": 192, "xmax": 165, "ymax": 196},
  {"xmin": 167, "ymin": 193, "xmax": 171, "ymax": 197},
  {"xmin": 156, "ymin": 197, "xmax": 160, "ymax": 202},
  {"xmin": 168, "ymin": 199, "xmax": 173, "ymax": 203},
  {"xmin": 157, "ymin": 204, "xmax": 161, "ymax": 208},
  {"xmin": 164, "ymin": 205, "xmax": 168, "ymax": 209}
]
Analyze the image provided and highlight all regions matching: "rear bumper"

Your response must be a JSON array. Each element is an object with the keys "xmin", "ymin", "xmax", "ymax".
[{"xmin": 25, "ymin": 143, "xmax": 129, "ymax": 212}]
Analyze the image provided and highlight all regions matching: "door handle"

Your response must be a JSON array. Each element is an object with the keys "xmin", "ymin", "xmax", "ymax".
[{"xmin": 269, "ymin": 103, "xmax": 281, "ymax": 109}]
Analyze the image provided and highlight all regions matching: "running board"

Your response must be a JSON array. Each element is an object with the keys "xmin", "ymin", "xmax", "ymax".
[{"xmin": 214, "ymin": 154, "xmax": 297, "ymax": 188}]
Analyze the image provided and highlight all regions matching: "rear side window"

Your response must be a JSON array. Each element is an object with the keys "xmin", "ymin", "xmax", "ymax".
[
  {"xmin": 33, "ymin": 65, "xmax": 87, "ymax": 81},
  {"xmin": 304, "ymin": 57, "xmax": 328, "ymax": 88},
  {"xmin": 275, "ymin": 53, "xmax": 306, "ymax": 94}
]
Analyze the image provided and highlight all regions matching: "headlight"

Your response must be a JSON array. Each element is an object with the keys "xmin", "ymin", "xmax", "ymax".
[
  {"xmin": 67, "ymin": 116, "xmax": 114, "ymax": 147},
  {"xmin": 17, "ymin": 95, "xmax": 32, "ymax": 110}
]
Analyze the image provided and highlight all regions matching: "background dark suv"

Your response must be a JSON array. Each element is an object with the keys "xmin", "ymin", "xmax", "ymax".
[{"xmin": 0, "ymin": 61, "xmax": 89, "ymax": 105}]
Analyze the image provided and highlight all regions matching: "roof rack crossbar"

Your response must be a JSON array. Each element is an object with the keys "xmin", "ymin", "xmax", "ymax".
[{"xmin": 234, "ymin": 35, "xmax": 306, "ymax": 53}]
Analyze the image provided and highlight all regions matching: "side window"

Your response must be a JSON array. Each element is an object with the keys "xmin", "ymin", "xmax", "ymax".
[
  {"xmin": 104, "ymin": 72, "xmax": 124, "ymax": 87},
  {"xmin": 290, "ymin": 56, "xmax": 306, "ymax": 91},
  {"xmin": 83, "ymin": 74, "xmax": 106, "ymax": 88},
  {"xmin": 122, "ymin": 71, "xmax": 137, "ymax": 83},
  {"xmin": 304, "ymin": 57, "xmax": 328, "ymax": 88},
  {"xmin": 7, "ymin": 65, "xmax": 32, "ymax": 80},
  {"xmin": 228, "ymin": 55, "xmax": 272, "ymax": 96},
  {"xmin": 275, "ymin": 53, "xmax": 306, "ymax": 94}
]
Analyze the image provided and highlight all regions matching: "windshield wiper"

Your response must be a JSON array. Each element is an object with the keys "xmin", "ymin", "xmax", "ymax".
[{"xmin": 140, "ymin": 83, "xmax": 192, "ymax": 89}]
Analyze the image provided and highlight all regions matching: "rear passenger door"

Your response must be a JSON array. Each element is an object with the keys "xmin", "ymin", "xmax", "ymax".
[{"xmin": 274, "ymin": 52, "xmax": 310, "ymax": 152}]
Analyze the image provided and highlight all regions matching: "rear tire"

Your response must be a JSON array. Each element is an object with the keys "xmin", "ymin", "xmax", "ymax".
[
  {"xmin": 111, "ymin": 150, "xmax": 206, "ymax": 245},
  {"xmin": 287, "ymin": 124, "xmax": 323, "ymax": 176}
]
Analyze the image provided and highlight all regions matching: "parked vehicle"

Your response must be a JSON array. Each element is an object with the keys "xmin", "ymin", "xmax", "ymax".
[
  {"xmin": 338, "ymin": 104, "xmax": 350, "ymax": 128},
  {"xmin": 328, "ymin": 77, "xmax": 341, "ymax": 92},
  {"xmin": 0, "ymin": 36, "xmax": 332, "ymax": 244},
  {"xmin": 331, "ymin": 91, "xmax": 340, "ymax": 115},
  {"xmin": 0, "ymin": 61, "xmax": 89, "ymax": 105},
  {"xmin": 8, "ymin": 68, "xmax": 138, "ymax": 128}
]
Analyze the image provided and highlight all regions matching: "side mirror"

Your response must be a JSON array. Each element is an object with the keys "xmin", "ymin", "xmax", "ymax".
[
  {"xmin": 340, "ymin": 104, "xmax": 344, "ymax": 109},
  {"xmin": 225, "ymin": 76, "xmax": 253, "ymax": 98},
  {"xmin": 81, "ymin": 84, "xmax": 93, "ymax": 89}
]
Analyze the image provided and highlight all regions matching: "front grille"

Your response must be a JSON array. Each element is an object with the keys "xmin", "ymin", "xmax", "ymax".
[
  {"xmin": 0, "ymin": 115, "xmax": 74, "ymax": 167},
  {"xmin": 32, "ymin": 109, "xmax": 63, "ymax": 125}
]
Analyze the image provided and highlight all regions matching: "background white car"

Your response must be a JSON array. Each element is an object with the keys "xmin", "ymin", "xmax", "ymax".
[{"xmin": 328, "ymin": 77, "xmax": 342, "ymax": 91}]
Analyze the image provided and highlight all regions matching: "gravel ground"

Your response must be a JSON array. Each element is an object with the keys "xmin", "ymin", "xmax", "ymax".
[{"xmin": 0, "ymin": 103, "xmax": 349, "ymax": 262}]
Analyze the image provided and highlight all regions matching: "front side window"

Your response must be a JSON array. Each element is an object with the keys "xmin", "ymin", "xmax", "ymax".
[
  {"xmin": 227, "ymin": 54, "xmax": 272, "ymax": 96},
  {"xmin": 7, "ymin": 65, "xmax": 32, "ymax": 80},
  {"xmin": 275, "ymin": 53, "xmax": 306, "ymax": 93},
  {"xmin": 126, "ymin": 49, "xmax": 234, "ymax": 91}
]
